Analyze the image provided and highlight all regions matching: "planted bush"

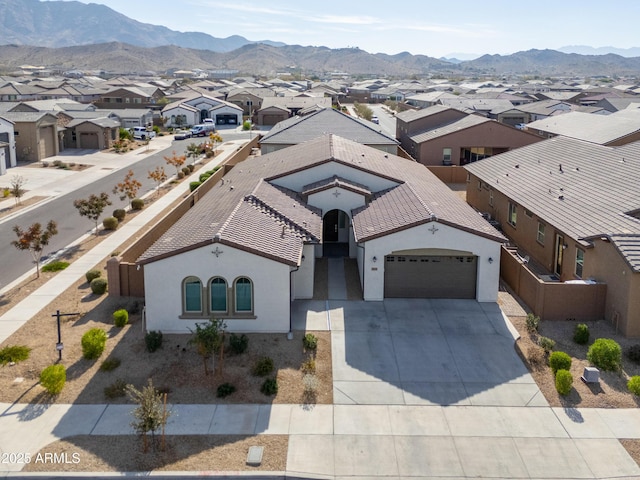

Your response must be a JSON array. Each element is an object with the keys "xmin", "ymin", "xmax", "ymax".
[
  {"xmin": 42, "ymin": 260, "xmax": 69, "ymax": 272},
  {"xmin": 102, "ymin": 216, "xmax": 118, "ymax": 230},
  {"xmin": 573, "ymin": 323, "xmax": 590, "ymax": 345},
  {"xmin": 90, "ymin": 277, "xmax": 108, "ymax": 295},
  {"xmin": 113, "ymin": 309, "xmax": 129, "ymax": 328},
  {"xmin": 145, "ymin": 330, "xmax": 163, "ymax": 352},
  {"xmin": 104, "ymin": 378, "xmax": 127, "ymax": 399},
  {"xmin": 100, "ymin": 357, "xmax": 121, "ymax": 372},
  {"xmin": 587, "ymin": 338, "xmax": 622, "ymax": 371},
  {"xmin": 628, "ymin": 376, "xmax": 640, "ymax": 396},
  {"xmin": 261, "ymin": 377, "xmax": 278, "ymax": 396},
  {"xmin": 113, "ymin": 208, "xmax": 126, "ymax": 222},
  {"xmin": 627, "ymin": 344, "xmax": 640, "ymax": 364},
  {"xmin": 229, "ymin": 333, "xmax": 248, "ymax": 355},
  {"xmin": 189, "ymin": 181, "xmax": 201, "ymax": 192},
  {"xmin": 85, "ymin": 269, "xmax": 102, "ymax": 283},
  {"xmin": 131, "ymin": 198, "xmax": 144, "ymax": 210},
  {"xmin": 525, "ymin": 313, "xmax": 540, "ymax": 333},
  {"xmin": 82, "ymin": 328, "xmax": 107, "ymax": 360},
  {"xmin": 549, "ymin": 351, "xmax": 572, "ymax": 375},
  {"xmin": 216, "ymin": 383, "xmax": 236, "ymax": 398},
  {"xmin": 252, "ymin": 356, "xmax": 274, "ymax": 376},
  {"xmin": 555, "ymin": 369, "xmax": 573, "ymax": 396},
  {"xmin": 538, "ymin": 336, "xmax": 556, "ymax": 353},
  {"xmin": 0, "ymin": 345, "xmax": 31, "ymax": 365},
  {"xmin": 301, "ymin": 357, "xmax": 316, "ymax": 374},
  {"xmin": 199, "ymin": 172, "xmax": 212, "ymax": 182},
  {"xmin": 181, "ymin": 166, "xmax": 190, "ymax": 176},
  {"xmin": 40, "ymin": 364, "xmax": 66, "ymax": 395},
  {"xmin": 303, "ymin": 333, "xmax": 318, "ymax": 351}
]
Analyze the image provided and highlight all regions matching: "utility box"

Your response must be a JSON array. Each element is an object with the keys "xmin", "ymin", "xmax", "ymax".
[{"xmin": 582, "ymin": 367, "xmax": 600, "ymax": 383}]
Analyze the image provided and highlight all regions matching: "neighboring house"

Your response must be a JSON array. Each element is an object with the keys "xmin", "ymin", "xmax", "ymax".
[
  {"xmin": 137, "ymin": 134, "xmax": 504, "ymax": 334},
  {"xmin": 0, "ymin": 111, "xmax": 58, "ymax": 162},
  {"xmin": 260, "ymin": 107, "xmax": 398, "ymax": 155},
  {"xmin": 405, "ymin": 91, "xmax": 457, "ymax": 108},
  {"xmin": 256, "ymin": 97, "xmax": 332, "ymax": 125},
  {"xmin": 62, "ymin": 117, "xmax": 120, "ymax": 150},
  {"xmin": 225, "ymin": 88, "xmax": 275, "ymax": 116},
  {"xmin": 93, "ymin": 86, "xmax": 165, "ymax": 109},
  {"xmin": 111, "ymin": 109, "xmax": 154, "ymax": 128},
  {"xmin": 0, "ymin": 116, "xmax": 16, "ymax": 175},
  {"xmin": 465, "ymin": 137, "xmax": 640, "ymax": 337},
  {"xmin": 161, "ymin": 93, "xmax": 243, "ymax": 128},
  {"xmin": 396, "ymin": 105, "xmax": 542, "ymax": 166},
  {"xmin": 516, "ymin": 100, "xmax": 574, "ymax": 121},
  {"xmin": 525, "ymin": 109, "xmax": 640, "ymax": 146}
]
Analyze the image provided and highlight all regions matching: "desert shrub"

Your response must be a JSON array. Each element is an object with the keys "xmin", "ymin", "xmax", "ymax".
[
  {"xmin": 628, "ymin": 376, "xmax": 640, "ymax": 396},
  {"xmin": 104, "ymin": 378, "xmax": 127, "ymax": 399},
  {"xmin": 549, "ymin": 351, "xmax": 572, "ymax": 375},
  {"xmin": 113, "ymin": 309, "xmax": 129, "ymax": 327},
  {"xmin": 261, "ymin": 377, "xmax": 278, "ymax": 396},
  {"xmin": 627, "ymin": 344, "xmax": 640, "ymax": 364},
  {"xmin": 0, "ymin": 345, "xmax": 31, "ymax": 365},
  {"xmin": 525, "ymin": 313, "xmax": 540, "ymax": 333},
  {"xmin": 81, "ymin": 328, "xmax": 107, "ymax": 360},
  {"xmin": 301, "ymin": 357, "xmax": 316, "ymax": 374},
  {"xmin": 538, "ymin": 336, "xmax": 556, "ymax": 353},
  {"xmin": 252, "ymin": 356, "xmax": 274, "ymax": 376},
  {"xmin": 145, "ymin": 330, "xmax": 163, "ymax": 352},
  {"xmin": 587, "ymin": 338, "xmax": 622, "ymax": 371},
  {"xmin": 527, "ymin": 345, "xmax": 545, "ymax": 367},
  {"xmin": 90, "ymin": 277, "xmax": 108, "ymax": 295},
  {"xmin": 303, "ymin": 333, "xmax": 318, "ymax": 351},
  {"xmin": 555, "ymin": 369, "xmax": 573, "ymax": 396},
  {"xmin": 187, "ymin": 164, "xmax": 195, "ymax": 172},
  {"xmin": 102, "ymin": 216, "xmax": 118, "ymax": 230},
  {"xmin": 199, "ymin": 172, "xmax": 212, "ymax": 182},
  {"xmin": 181, "ymin": 166, "xmax": 190, "ymax": 176},
  {"xmin": 53, "ymin": 159, "xmax": 63, "ymax": 167},
  {"xmin": 216, "ymin": 383, "xmax": 236, "ymax": 398},
  {"xmin": 40, "ymin": 364, "xmax": 66, "ymax": 395},
  {"xmin": 189, "ymin": 181, "xmax": 201, "ymax": 192},
  {"xmin": 229, "ymin": 333, "xmax": 248, "ymax": 355},
  {"xmin": 85, "ymin": 269, "xmax": 102, "ymax": 283},
  {"xmin": 242, "ymin": 120, "xmax": 251, "ymax": 131},
  {"xmin": 177, "ymin": 171, "xmax": 185, "ymax": 179},
  {"xmin": 573, "ymin": 323, "xmax": 590, "ymax": 345},
  {"xmin": 302, "ymin": 373, "xmax": 318, "ymax": 394},
  {"xmin": 113, "ymin": 208, "xmax": 126, "ymax": 222},
  {"xmin": 100, "ymin": 357, "xmax": 121, "ymax": 372},
  {"xmin": 41, "ymin": 162, "xmax": 49, "ymax": 168},
  {"xmin": 131, "ymin": 198, "xmax": 144, "ymax": 210},
  {"xmin": 42, "ymin": 260, "xmax": 69, "ymax": 272}
]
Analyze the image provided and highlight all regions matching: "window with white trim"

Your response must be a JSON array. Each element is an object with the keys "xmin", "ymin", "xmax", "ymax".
[
  {"xmin": 489, "ymin": 189, "xmax": 494, "ymax": 206},
  {"xmin": 508, "ymin": 202, "xmax": 517, "ymax": 227},
  {"xmin": 537, "ymin": 222, "xmax": 545, "ymax": 244},
  {"xmin": 443, "ymin": 148, "xmax": 452, "ymax": 165}
]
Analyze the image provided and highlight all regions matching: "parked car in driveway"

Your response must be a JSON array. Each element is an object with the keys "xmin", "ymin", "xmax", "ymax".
[
  {"xmin": 190, "ymin": 124, "xmax": 217, "ymax": 137},
  {"xmin": 131, "ymin": 126, "xmax": 156, "ymax": 140},
  {"xmin": 174, "ymin": 129, "xmax": 192, "ymax": 140},
  {"xmin": 371, "ymin": 115, "xmax": 379, "ymax": 124}
]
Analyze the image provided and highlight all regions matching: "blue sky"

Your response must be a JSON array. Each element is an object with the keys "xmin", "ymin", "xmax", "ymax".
[{"xmin": 73, "ymin": 0, "xmax": 640, "ymax": 58}]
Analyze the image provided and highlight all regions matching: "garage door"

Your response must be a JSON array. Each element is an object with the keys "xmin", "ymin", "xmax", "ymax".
[
  {"xmin": 80, "ymin": 132, "xmax": 99, "ymax": 149},
  {"xmin": 384, "ymin": 255, "xmax": 477, "ymax": 298},
  {"xmin": 262, "ymin": 114, "xmax": 285, "ymax": 126},
  {"xmin": 216, "ymin": 114, "xmax": 237, "ymax": 125}
]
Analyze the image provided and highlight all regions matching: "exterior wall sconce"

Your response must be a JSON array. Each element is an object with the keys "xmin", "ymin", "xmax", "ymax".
[
  {"xmin": 488, "ymin": 257, "xmax": 494, "ymax": 264},
  {"xmin": 562, "ymin": 243, "xmax": 568, "ymax": 250},
  {"xmin": 372, "ymin": 256, "xmax": 377, "ymax": 263}
]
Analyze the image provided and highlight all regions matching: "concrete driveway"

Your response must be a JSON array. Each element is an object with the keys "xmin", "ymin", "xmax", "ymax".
[{"xmin": 292, "ymin": 298, "xmax": 547, "ymax": 407}]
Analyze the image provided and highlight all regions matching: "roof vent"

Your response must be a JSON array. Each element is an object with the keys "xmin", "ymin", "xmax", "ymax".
[
  {"xmin": 281, "ymin": 225, "xmax": 286, "ymax": 238},
  {"xmin": 559, "ymin": 164, "xmax": 563, "ymax": 173},
  {"xmin": 514, "ymin": 164, "xmax": 519, "ymax": 168},
  {"xmin": 558, "ymin": 195, "xmax": 564, "ymax": 200},
  {"xmin": 230, "ymin": 186, "xmax": 234, "ymax": 190}
]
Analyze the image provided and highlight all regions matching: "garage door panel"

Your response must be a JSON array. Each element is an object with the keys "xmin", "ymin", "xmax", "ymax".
[{"xmin": 384, "ymin": 255, "xmax": 476, "ymax": 299}]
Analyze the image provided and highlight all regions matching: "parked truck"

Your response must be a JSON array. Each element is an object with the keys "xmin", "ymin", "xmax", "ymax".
[{"xmin": 131, "ymin": 126, "xmax": 156, "ymax": 140}]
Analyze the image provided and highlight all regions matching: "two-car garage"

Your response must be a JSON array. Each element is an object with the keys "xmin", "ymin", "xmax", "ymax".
[{"xmin": 383, "ymin": 254, "xmax": 477, "ymax": 299}]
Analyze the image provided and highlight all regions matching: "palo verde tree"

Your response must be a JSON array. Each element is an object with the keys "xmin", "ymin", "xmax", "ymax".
[
  {"xmin": 189, "ymin": 318, "xmax": 226, "ymax": 376},
  {"xmin": 73, "ymin": 192, "xmax": 112, "ymax": 235},
  {"xmin": 113, "ymin": 169, "xmax": 142, "ymax": 204},
  {"xmin": 126, "ymin": 378, "xmax": 171, "ymax": 453},
  {"xmin": 164, "ymin": 150, "xmax": 187, "ymax": 177},
  {"xmin": 11, "ymin": 220, "xmax": 58, "ymax": 278},
  {"xmin": 147, "ymin": 166, "xmax": 167, "ymax": 196}
]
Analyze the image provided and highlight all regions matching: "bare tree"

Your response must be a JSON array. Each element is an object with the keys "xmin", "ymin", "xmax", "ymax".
[
  {"xmin": 10, "ymin": 175, "xmax": 26, "ymax": 206},
  {"xmin": 164, "ymin": 151, "xmax": 186, "ymax": 177}
]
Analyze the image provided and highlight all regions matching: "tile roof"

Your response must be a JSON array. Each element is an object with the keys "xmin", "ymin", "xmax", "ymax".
[
  {"xmin": 302, "ymin": 175, "xmax": 372, "ymax": 198},
  {"xmin": 607, "ymin": 235, "xmax": 640, "ymax": 272},
  {"xmin": 396, "ymin": 104, "xmax": 451, "ymax": 122},
  {"xmin": 526, "ymin": 109, "xmax": 640, "ymax": 145},
  {"xmin": 260, "ymin": 108, "xmax": 398, "ymax": 146},
  {"xmin": 465, "ymin": 136, "xmax": 640, "ymax": 269},
  {"xmin": 139, "ymin": 134, "xmax": 505, "ymax": 265},
  {"xmin": 409, "ymin": 115, "xmax": 490, "ymax": 143}
]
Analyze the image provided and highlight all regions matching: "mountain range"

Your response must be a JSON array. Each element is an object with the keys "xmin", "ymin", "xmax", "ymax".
[{"xmin": 0, "ymin": 0, "xmax": 639, "ymax": 77}]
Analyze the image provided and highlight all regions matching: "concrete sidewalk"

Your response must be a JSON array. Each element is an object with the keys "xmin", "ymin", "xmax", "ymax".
[
  {"xmin": 0, "ymin": 140, "xmax": 247, "ymax": 344},
  {"xmin": 1, "ymin": 401, "xmax": 640, "ymax": 477}
]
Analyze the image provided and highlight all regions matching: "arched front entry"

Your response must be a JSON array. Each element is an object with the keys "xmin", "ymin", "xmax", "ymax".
[{"xmin": 323, "ymin": 209, "xmax": 349, "ymax": 257}]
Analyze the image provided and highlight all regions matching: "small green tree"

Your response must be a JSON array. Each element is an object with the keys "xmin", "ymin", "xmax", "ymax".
[
  {"xmin": 11, "ymin": 220, "xmax": 58, "ymax": 278},
  {"xmin": 126, "ymin": 379, "xmax": 171, "ymax": 452},
  {"xmin": 185, "ymin": 143, "xmax": 201, "ymax": 166},
  {"xmin": 189, "ymin": 318, "xmax": 226, "ymax": 376},
  {"xmin": 73, "ymin": 192, "xmax": 112, "ymax": 235}
]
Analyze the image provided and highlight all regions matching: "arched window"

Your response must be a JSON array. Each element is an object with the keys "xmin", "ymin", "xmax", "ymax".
[
  {"xmin": 183, "ymin": 276, "xmax": 202, "ymax": 314},
  {"xmin": 209, "ymin": 277, "xmax": 228, "ymax": 313},
  {"xmin": 234, "ymin": 277, "xmax": 253, "ymax": 313}
]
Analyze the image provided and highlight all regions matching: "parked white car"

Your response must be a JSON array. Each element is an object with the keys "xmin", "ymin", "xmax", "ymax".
[{"xmin": 131, "ymin": 126, "xmax": 156, "ymax": 140}]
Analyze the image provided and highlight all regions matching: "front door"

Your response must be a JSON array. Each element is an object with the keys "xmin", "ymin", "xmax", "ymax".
[
  {"xmin": 554, "ymin": 234, "xmax": 564, "ymax": 277},
  {"xmin": 323, "ymin": 210, "xmax": 338, "ymax": 242}
]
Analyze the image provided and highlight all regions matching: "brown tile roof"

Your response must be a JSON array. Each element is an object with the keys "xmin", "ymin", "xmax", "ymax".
[
  {"xmin": 138, "ymin": 134, "xmax": 505, "ymax": 265},
  {"xmin": 302, "ymin": 175, "xmax": 372, "ymax": 198}
]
